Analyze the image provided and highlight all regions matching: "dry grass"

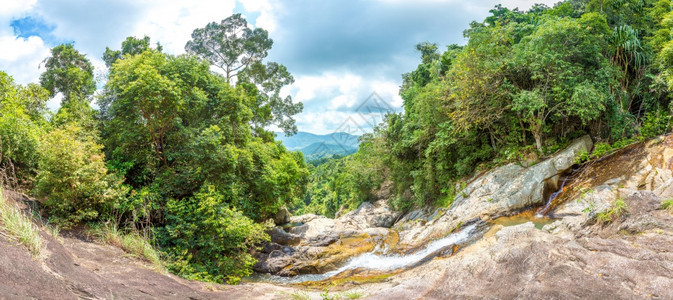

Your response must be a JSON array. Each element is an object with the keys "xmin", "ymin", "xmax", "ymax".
[
  {"xmin": 91, "ymin": 222, "xmax": 164, "ymax": 272},
  {"xmin": 0, "ymin": 190, "xmax": 43, "ymax": 257}
]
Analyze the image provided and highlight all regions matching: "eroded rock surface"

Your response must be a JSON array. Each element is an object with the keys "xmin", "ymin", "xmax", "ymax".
[{"xmin": 394, "ymin": 135, "xmax": 593, "ymax": 247}]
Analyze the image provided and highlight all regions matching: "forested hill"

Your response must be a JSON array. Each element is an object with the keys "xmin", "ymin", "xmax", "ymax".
[{"xmin": 275, "ymin": 132, "xmax": 359, "ymax": 160}]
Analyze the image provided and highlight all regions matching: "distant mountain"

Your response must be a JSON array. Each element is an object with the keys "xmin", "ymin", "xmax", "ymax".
[
  {"xmin": 275, "ymin": 131, "xmax": 360, "ymax": 160},
  {"xmin": 300, "ymin": 142, "xmax": 358, "ymax": 161}
]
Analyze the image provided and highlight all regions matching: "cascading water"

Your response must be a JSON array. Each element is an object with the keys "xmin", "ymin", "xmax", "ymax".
[
  {"xmin": 250, "ymin": 223, "xmax": 478, "ymax": 284},
  {"xmin": 536, "ymin": 175, "xmax": 570, "ymax": 217}
]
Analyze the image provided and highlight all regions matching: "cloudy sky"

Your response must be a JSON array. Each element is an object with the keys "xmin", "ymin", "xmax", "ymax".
[{"xmin": 0, "ymin": 0, "xmax": 558, "ymax": 134}]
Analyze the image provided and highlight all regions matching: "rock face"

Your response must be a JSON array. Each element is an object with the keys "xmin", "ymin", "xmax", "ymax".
[
  {"xmin": 395, "ymin": 135, "xmax": 593, "ymax": 247},
  {"xmin": 254, "ymin": 199, "xmax": 401, "ymax": 275},
  {"xmin": 362, "ymin": 187, "xmax": 673, "ymax": 299}
]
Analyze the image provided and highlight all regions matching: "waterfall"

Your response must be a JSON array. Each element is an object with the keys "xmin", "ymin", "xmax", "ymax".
[
  {"xmin": 251, "ymin": 224, "xmax": 478, "ymax": 284},
  {"xmin": 537, "ymin": 175, "xmax": 569, "ymax": 217}
]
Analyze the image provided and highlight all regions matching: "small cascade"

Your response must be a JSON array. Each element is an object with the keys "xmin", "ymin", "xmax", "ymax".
[
  {"xmin": 249, "ymin": 224, "xmax": 478, "ymax": 284},
  {"xmin": 536, "ymin": 175, "xmax": 570, "ymax": 217}
]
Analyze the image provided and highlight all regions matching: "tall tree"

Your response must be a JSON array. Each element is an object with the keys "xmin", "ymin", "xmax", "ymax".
[
  {"xmin": 185, "ymin": 14, "xmax": 272, "ymax": 84},
  {"xmin": 39, "ymin": 44, "xmax": 95, "ymax": 103},
  {"xmin": 186, "ymin": 14, "xmax": 302, "ymax": 135}
]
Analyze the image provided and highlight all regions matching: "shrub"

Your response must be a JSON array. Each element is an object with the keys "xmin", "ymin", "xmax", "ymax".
[
  {"xmin": 641, "ymin": 109, "xmax": 671, "ymax": 138},
  {"xmin": 156, "ymin": 185, "xmax": 269, "ymax": 284},
  {"xmin": 35, "ymin": 124, "xmax": 127, "ymax": 227},
  {"xmin": 662, "ymin": 199, "xmax": 673, "ymax": 214},
  {"xmin": 591, "ymin": 142, "xmax": 613, "ymax": 159}
]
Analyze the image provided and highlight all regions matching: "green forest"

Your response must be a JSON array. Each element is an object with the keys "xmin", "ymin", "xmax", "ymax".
[{"xmin": 1, "ymin": 0, "xmax": 673, "ymax": 284}]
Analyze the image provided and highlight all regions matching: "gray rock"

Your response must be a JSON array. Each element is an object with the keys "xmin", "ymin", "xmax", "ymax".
[
  {"xmin": 268, "ymin": 227, "xmax": 301, "ymax": 246},
  {"xmin": 274, "ymin": 206, "xmax": 291, "ymax": 225}
]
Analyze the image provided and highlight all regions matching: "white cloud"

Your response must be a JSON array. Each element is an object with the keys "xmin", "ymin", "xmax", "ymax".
[
  {"xmin": 240, "ymin": 0, "xmax": 279, "ymax": 32},
  {"xmin": 286, "ymin": 71, "xmax": 403, "ymax": 134},
  {"xmin": 0, "ymin": 0, "xmax": 37, "ymax": 17},
  {"xmin": 0, "ymin": 35, "xmax": 50, "ymax": 84},
  {"xmin": 129, "ymin": 0, "xmax": 237, "ymax": 54}
]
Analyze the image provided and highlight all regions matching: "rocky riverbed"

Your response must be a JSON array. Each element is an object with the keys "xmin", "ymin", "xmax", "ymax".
[{"xmin": 2, "ymin": 135, "xmax": 673, "ymax": 299}]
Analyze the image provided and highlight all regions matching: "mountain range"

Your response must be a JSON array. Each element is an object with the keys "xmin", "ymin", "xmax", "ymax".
[{"xmin": 275, "ymin": 132, "xmax": 360, "ymax": 160}]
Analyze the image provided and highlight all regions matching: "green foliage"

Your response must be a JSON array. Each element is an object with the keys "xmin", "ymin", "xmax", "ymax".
[
  {"xmin": 103, "ymin": 35, "xmax": 158, "ymax": 68},
  {"xmin": 662, "ymin": 198, "xmax": 673, "ymax": 213},
  {"xmin": 298, "ymin": 134, "xmax": 387, "ymax": 217},
  {"xmin": 592, "ymin": 142, "xmax": 613, "ymax": 159},
  {"xmin": 35, "ymin": 124, "xmax": 127, "ymax": 227},
  {"xmin": 39, "ymin": 44, "xmax": 95, "ymax": 103},
  {"xmin": 185, "ymin": 14, "xmax": 301, "ymax": 134},
  {"xmin": 574, "ymin": 149, "xmax": 591, "ymax": 164},
  {"xmin": 156, "ymin": 185, "xmax": 269, "ymax": 284},
  {"xmin": 185, "ymin": 13, "xmax": 272, "ymax": 83},
  {"xmin": 0, "ymin": 72, "xmax": 47, "ymax": 181},
  {"xmin": 597, "ymin": 198, "xmax": 629, "ymax": 223},
  {"xmin": 641, "ymin": 108, "xmax": 672, "ymax": 138}
]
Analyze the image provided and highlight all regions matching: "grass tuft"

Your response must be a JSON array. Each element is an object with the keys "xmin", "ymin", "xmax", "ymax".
[
  {"xmin": 597, "ymin": 198, "xmax": 628, "ymax": 224},
  {"xmin": 662, "ymin": 199, "xmax": 673, "ymax": 214},
  {"xmin": 0, "ymin": 190, "xmax": 43, "ymax": 257},
  {"xmin": 91, "ymin": 222, "xmax": 164, "ymax": 272}
]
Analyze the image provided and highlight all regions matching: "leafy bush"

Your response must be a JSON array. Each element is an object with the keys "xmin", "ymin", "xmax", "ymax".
[
  {"xmin": 641, "ymin": 109, "xmax": 671, "ymax": 138},
  {"xmin": 591, "ymin": 142, "xmax": 613, "ymax": 159},
  {"xmin": 0, "ymin": 72, "xmax": 47, "ymax": 183},
  {"xmin": 156, "ymin": 185, "xmax": 269, "ymax": 284},
  {"xmin": 35, "ymin": 124, "xmax": 128, "ymax": 227}
]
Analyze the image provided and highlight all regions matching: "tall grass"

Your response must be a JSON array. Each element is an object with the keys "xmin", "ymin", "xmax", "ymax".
[
  {"xmin": 0, "ymin": 190, "xmax": 43, "ymax": 257},
  {"xmin": 91, "ymin": 222, "xmax": 164, "ymax": 272}
]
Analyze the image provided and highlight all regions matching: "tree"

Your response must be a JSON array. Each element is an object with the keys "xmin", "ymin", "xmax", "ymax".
[
  {"xmin": 238, "ymin": 62, "xmax": 303, "ymax": 135},
  {"xmin": 35, "ymin": 123, "xmax": 127, "ymax": 227},
  {"xmin": 103, "ymin": 36, "xmax": 162, "ymax": 68},
  {"xmin": 0, "ymin": 72, "xmax": 47, "ymax": 185},
  {"xmin": 185, "ymin": 14, "xmax": 272, "ymax": 84},
  {"xmin": 186, "ymin": 14, "xmax": 302, "ymax": 136},
  {"xmin": 511, "ymin": 15, "xmax": 613, "ymax": 151},
  {"xmin": 39, "ymin": 44, "xmax": 95, "ymax": 103}
]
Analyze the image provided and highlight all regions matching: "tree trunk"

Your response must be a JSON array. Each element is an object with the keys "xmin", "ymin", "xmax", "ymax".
[{"xmin": 534, "ymin": 130, "xmax": 543, "ymax": 153}]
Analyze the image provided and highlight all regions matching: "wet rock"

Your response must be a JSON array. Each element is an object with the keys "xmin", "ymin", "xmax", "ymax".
[
  {"xmin": 363, "ymin": 190, "xmax": 673, "ymax": 299},
  {"xmin": 268, "ymin": 227, "xmax": 301, "ymax": 246}
]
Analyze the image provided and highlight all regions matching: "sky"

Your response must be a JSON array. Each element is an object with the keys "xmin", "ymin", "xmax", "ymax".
[{"xmin": 0, "ymin": 0, "xmax": 559, "ymax": 135}]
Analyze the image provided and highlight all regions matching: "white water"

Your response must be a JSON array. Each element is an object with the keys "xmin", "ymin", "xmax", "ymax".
[
  {"xmin": 536, "ymin": 175, "xmax": 570, "ymax": 218},
  {"xmin": 251, "ymin": 224, "xmax": 478, "ymax": 284}
]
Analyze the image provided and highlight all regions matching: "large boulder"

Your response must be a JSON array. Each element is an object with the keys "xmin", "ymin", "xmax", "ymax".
[{"xmin": 395, "ymin": 135, "xmax": 593, "ymax": 247}]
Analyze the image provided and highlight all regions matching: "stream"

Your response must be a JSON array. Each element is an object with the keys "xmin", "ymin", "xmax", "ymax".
[
  {"xmin": 248, "ymin": 223, "xmax": 479, "ymax": 284},
  {"xmin": 536, "ymin": 175, "xmax": 570, "ymax": 217}
]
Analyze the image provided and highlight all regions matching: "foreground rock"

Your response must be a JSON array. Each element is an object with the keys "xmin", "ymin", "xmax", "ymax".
[
  {"xmin": 0, "ymin": 190, "xmax": 312, "ymax": 300},
  {"xmin": 361, "ymin": 188, "xmax": 673, "ymax": 299}
]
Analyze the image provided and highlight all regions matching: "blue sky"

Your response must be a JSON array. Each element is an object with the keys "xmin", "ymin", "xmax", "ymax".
[{"xmin": 0, "ymin": 0, "xmax": 558, "ymax": 134}]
